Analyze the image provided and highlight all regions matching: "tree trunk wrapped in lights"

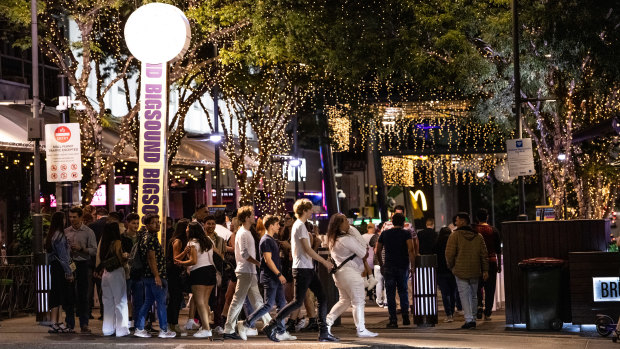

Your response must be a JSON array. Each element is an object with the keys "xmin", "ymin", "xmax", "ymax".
[{"xmin": 202, "ymin": 65, "xmax": 312, "ymax": 212}]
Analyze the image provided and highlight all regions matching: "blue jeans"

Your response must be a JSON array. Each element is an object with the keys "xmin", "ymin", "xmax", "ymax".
[
  {"xmin": 127, "ymin": 278, "xmax": 144, "ymax": 322},
  {"xmin": 455, "ymin": 276, "xmax": 478, "ymax": 323},
  {"xmin": 384, "ymin": 267, "xmax": 409, "ymax": 322},
  {"xmin": 437, "ymin": 273, "xmax": 457, "ymax": 316},
  {"xmin": 136, "ymin": 278, "xmax": 168, "ymax": 331},
  {"xmin": 246, "ymin": 278, "xmax": 286, "ymax": 329}
]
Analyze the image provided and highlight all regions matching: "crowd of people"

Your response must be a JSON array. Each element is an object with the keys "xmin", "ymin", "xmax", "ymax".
[{"xmin": 43, "ymin": 199, "xmax": 501, "ymax": 341}]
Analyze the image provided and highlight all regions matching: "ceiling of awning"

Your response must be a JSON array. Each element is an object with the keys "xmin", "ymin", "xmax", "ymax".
[{"xmin": 0, "ymin": 104, "xmax": 235, "ymax": 168}]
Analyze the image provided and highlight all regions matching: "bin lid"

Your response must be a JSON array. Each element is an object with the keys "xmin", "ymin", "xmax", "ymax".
[{"xmin": 518, "ymin": 257, "xmax": 564, "ymax": 268}]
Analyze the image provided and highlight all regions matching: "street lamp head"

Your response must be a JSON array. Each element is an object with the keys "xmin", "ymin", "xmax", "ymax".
[
  {"xmin": 557, "ymin": 153, "xmax": 567, "ymax": 161},
  {"xmin": 209, "ymin": 134, "xmax": 223, "ymax": 143},
  {"xmin": 476, "ymin": 172, "xmax": 486, "ymax": 178},
  {"xmin": 289, "ymin": 158, "xmax": 302, "ymax": 167}
]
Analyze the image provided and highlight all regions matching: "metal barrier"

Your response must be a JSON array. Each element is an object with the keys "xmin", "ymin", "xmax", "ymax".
[{"xmin": 0, "ymin": 255, "xmax": 36, "ymax": 318}]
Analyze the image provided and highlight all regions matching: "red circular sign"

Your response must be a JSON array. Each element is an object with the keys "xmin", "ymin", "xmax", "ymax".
[{"xmin": 54, "ymin": 126, "xmax": 71, "ymax": 143}]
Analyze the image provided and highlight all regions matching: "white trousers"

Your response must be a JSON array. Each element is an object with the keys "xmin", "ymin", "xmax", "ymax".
[
  {"xmin": 374, "ymin": 265, "xmax": 386, "ymax": 303},
  {"xmin": 224, "ymin": 273, "xmax": 272, "ymax": 333},
  {"xmin": 326, "ymin": 266, "xmax": 367, "ymax": 332},
  {"xmin": 101, "ymin": 267, "xmax": 129, "ymax": 336}
]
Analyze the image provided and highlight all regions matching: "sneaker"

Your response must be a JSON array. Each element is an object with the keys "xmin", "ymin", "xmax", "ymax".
[
  {"xmin": 366, "ymin": 275, "xmax": 378, "ymax": 290},
  {"xmin": 476, "ymin": 308, "xmax": 483, "ymax": 320},
  {"xmin": 484, "ymin": 315, "xmax": 492, "ymax": 321},
  {"xmin": 134, "ymin": 329, "xmax": 151, "ymax": 338},
  {"xmin": 461, "ymin": 321, "xmax": 476, "ymax": 329},
  {"xmin": 158, "ymin": 329, "xmax": 177, "ymax": 338},
  {"xmin": 294, "ymin": 317, "xmax": 307, "ymax": 332},
  {"xmin": 386, "ymin": 321, "xmax": 398, "ymax": 329},
  {"xmin": 185, "ymin": 318, "xmax": 199, "ymax": 330},
  {"xmin": 223, "ymin": 332, "xmax": 243, "ymax": 340},
  {"xmin": 237, "ymin": 321, "xmax": 248, "ymax": 341},
  {"xmin": 326, "ymin": 323, "xmax": 333, "ymax": 335},
  {"xmin": 357, "ymin": 329, "xmax": 378, "ymax": 337},
  {"xmin": 246, "ymin": 327, "xmax": 258, "ymax": 336},
  {"xmin": 375, "ymin": 300, "xmax": 384, "ymax": 308},
  {"xmin": 193, "ymin": 328, "xmax": 212, "ymax": 338},
  {"xmin": 285, "ymin": 319, "xmax": 296, "ymax": 333},
  {"xmin": 276, "ymin": 331, "xmax": 297, "ymax": 341},
  {"xmin": 443, "ymin": 315, "xmax": 454, "ymax": 323},
  {"xmin": 302, "ymin": 318, "xmax": 319, "ymax": 332}
]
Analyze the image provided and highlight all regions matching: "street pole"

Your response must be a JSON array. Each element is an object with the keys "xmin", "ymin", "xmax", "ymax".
[
  {"xmin": 31, "ymin": 0, "xmax": 47, "ymax": 323},
  {"xmin": 212, "ymin": 44, "xmax": 221, "ymax": 206},
  {"xmin": 214, "ymin": 87, "xmax": 221, "ymax": 206},
  {"xmin": 58, "ymin": 75, "xmax": 73, "ymax": 212},
  {"xmin": 293, "ymin": 115, "xmax": 299, "ymax": 200},
  {"xmin": 512, "ymin": 0, "xmax": 528, "ymax": 220}
]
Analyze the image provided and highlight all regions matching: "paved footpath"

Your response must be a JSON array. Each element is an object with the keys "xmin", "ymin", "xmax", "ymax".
[{"xmin": 0, "ymin": 303, "xmax": 616, "ymax": 348}]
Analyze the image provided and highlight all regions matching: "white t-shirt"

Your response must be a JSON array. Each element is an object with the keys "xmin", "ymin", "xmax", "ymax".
[
  {"xmin": 235, "ymin": 226, "xmax": 256, "ymax": 274},
  {"xmin": 188, "ymin": 239, "xmax": 214, "ymax": 271},
  {"xmin": 291, "ymin": 219, "xmax": 313, "ymax": 269},
  {"xmin": 215, "ymin": 224, "xmax": 233, "ymax": 242}
]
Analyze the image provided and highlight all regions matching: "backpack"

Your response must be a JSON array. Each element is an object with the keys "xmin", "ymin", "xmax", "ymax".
[{"xmin": 129, "ymin": 235, "xmax": 144, "ymax": 278}]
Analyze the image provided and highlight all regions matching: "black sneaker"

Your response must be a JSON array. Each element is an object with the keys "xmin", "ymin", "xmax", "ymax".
[
  {"xmin": 302, "ymin": 318, "xmax": 319, "ymax": 332},
  {"xmin": 319, "ymin": 332, "xmax": 339, "ymax": 342},
  {"xmin": 386, "ymin": 321, "xmax": 398, "ymax": 329},
  {"xmin": 402, "ymin": 313, "xmax": 411, "ymax": 326},
  {"xmin": 264, "ymin": 325, "xmax": 280, "ymax": 342},
  {"xmin": 461, "ymin": 321, "xmax": 477, "ymax": 329},
  {"xmin": 223, "ymin": 332, "xmax": 242, "ymax": 340},
  {"xmin": 476, "ymin": 307, "xmax": 483, "ymax": 319}
]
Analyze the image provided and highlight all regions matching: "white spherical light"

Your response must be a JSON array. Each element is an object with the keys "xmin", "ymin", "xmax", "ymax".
[{"xmin": 124, "ymin": 3, "xmax": 191, "ymax": 63}]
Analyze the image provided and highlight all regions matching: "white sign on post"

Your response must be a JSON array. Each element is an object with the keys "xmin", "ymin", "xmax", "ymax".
[
  {"xmin": 45, "ymin": 123, "xmax": 82, "ymax": 182},
  {"xmin": 506, "ymin": 138, "xmax": 536, "ymax": 177}
]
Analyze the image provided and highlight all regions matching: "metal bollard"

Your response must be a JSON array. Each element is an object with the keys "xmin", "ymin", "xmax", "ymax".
[{"xmin": 412, "ymin": 254, "xmax": 438, "ymax": 327}]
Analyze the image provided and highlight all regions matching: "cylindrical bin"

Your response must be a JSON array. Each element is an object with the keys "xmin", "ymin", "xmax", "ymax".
[
  {"xmin": 518, "ymin": 257, "xmax": 564, "ymax": 331},
  {"xmin": 412, "ymin": 254, "xmax": 438, "ymax": 327},
  {"xmin": 318, "ymin": 247, "xmax": 340, "ymax": 325}
]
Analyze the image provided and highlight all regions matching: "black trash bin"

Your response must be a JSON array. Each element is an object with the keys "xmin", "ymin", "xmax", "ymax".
[{"xmin": 518, "ymin": 257, "xmax": 565, "ymax": 331}]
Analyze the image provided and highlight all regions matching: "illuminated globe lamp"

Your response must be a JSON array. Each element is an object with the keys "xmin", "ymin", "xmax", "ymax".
[{"xmin": 124, "ymin": 3, "xmax": 191, "ymax": 64}]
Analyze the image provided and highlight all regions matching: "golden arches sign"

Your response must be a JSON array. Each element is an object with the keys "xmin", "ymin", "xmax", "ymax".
[{"xmin": 409, "ymin": 190, "xmax": 428, "ymax": 211}]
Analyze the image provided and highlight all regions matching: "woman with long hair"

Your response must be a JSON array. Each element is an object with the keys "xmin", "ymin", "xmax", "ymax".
[
  {"xmin": 167, "ymin": 218, "xmax": 189, "ymax": 335},
  {"xmin": 175, "ymin": 222, "xmax": 217, "ymax": 338},
  {"xmin": 99, "ymin": 222, "xmax": 130, "ymax": 337},
  {"xmin": 325, "ymin": 213, "xmax": 378, "ymax": 338},
  {"xmin": 45, "ymin": 211, "xmax": 75, "ymax": 333}
]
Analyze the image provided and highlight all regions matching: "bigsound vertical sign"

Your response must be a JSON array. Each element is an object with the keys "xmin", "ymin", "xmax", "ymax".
[
  {"xmin": 137, "ymin": 63, "xmax": 167, "ymax": 240},
  {"xmin": 124, "ymin": 2, "xmax": 191, "ymax": 242}
]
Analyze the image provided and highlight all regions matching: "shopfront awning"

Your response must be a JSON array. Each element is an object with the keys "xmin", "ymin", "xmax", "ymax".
[{"xmin": 0, "ymin": 104, "xmax": 234, "ymax": 168}]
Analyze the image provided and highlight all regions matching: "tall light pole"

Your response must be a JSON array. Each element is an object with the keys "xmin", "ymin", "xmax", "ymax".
[
  {"xmin": 30, "ymin": 0, "xmax": 47, "ymax": 323},
  {"xmin": 512, "ymin": 0, "xmax": 528, "ymax": 220}
]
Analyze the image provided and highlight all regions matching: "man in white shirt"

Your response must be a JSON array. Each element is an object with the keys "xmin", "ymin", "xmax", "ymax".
[
  {"xmin": 264, "ymin": 199, "xmax": 337, "ymax": 342},
  {"xmin": 222, "ymin": 206, "xmax": 271, "ymax": 340}
]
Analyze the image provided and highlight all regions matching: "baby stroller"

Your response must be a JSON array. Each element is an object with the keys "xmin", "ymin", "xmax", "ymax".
[{"xmin": 595, "ymin": 314, "xmax": 620, "ymax": 342}]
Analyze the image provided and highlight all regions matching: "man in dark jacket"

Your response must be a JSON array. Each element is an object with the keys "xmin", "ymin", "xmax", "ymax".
[
  {"xmin": 473, "ymin": 208, "xmax": 502, "ymax": 321},
  {"xmin": 445, "ymin": 212, "xmax": 488, "ymax": 329}
]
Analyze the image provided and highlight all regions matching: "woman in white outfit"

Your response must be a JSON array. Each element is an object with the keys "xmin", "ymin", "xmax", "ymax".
[
  {"xmin": 325, "ymin": 214, "xmax": 378, "ymax": 338},
  {"xmin": 99, "ymin": 222, "xmax": 130, "ymax": 337}
]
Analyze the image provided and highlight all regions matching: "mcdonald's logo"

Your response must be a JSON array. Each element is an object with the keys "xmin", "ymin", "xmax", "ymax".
[{"xmin": 410, "ymin": 190, "xmax": 428, "ymax": 211}]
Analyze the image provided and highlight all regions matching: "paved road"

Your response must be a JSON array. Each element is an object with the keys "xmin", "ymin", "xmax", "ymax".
[{"xmin": 0, "ymin": 304, "xmax": 616, "ymax": 348}]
